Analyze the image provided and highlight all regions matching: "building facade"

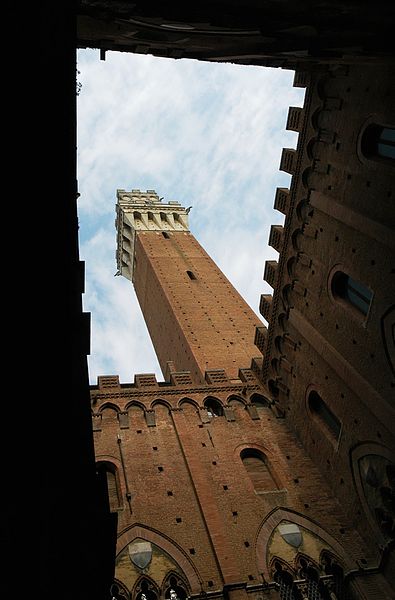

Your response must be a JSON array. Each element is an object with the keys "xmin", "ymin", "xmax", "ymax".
[{"xmin": 91, "ymin": 121, "xmax": 394, "ymax": 600}]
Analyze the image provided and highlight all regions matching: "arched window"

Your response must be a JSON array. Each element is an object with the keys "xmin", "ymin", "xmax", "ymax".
[
  {"xmin": 135, "ymin": 579, "xmax": 158, "ymax": 600},
  {"xmin": 96, "ymin": 461, "xmax": 122, "ymax": 512},
  {"xmin": 240, "ymin": 449, "xmax": 278, "ymax": 492},
  {"xmin": 110, "ymin": 581, "xmax": 130, "ymax": 600},
  {"xmin": 204, "ymin": 397, "xmax": 223, "ymax": 417},
  {"xmin": 308, "ymin": 391, "xmax": 341, "ymax": 442},
  {"xmin": 164, "ymin": 576, "xmax": 187, "ymax": 600},
  {"xmin": 361, "ymin": 124, "xmax": 395, "ymax": 161},
  {"xmin": 273, "ymin": 562, "xmax": 297, "ymax": 600},
  {"xmin": 331, "ymin": 271, "xmax": 372, "ymax": 316},
  {"xmin": 250, "ymin": 393, "xmax": 269, "ymax": 409}
]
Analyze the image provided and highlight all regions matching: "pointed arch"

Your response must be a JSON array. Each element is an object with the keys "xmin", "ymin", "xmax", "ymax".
[
  {"xmin": 269, "ymin": 555, "xmax": 296, "ymax": 579},
  {"xmin": 178, "ymin": 398, "xmax": 199, "ymax": 410},
  {"xmin": 249, "ymin": 393, "xmax": 270, "ymax": 409},
  {"xmin": 133, "ymin": 575, "xmax": 160, "ymax": 600},
  {"xmin": 255, "ymin": 508, "xmax": 354, "ymax": 579},
  {"xmin": 116, "ymin": 525, "xmax": 201, "ymax": 594},
  {"xmin": 162, "ymin": 571, "xmax": 189, "ymax": 599},
  {"xmin": 111, "ymin": 579, "xmax": 130, "ymax": 600},
  {"xmin": 203, "ymin": 396, "xmax": 224, "ymax": 417},
  {"xmin": 227, "ymin": 394, "xmax": 246, "ymax": 406},
  {"xmin": 150, "ymin": 399, "xmax": 172, "ymax": 410},
  {"xmin": 99, "ymin": 402, "xmax": 121, "ymax": 414},
  {"xmin": 125, "ymin": 401, "xmax": 147, "ymax": 412}
]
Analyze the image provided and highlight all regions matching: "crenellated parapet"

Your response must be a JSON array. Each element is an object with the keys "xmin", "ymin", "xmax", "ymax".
[
  {"xmin": 254, "ymin": 325, "xmax": 268, "ymax": 354},
  {"xmin": 279, "ymin": 148, "xmax": 297, "ymax": 175},
  {"xmin": 274, "ymin": 187, "xmax": 290, "ymax": 216},
  {"xmin": 268, "ymin": 224, "xmax": 284, "ymax": 253},
  {"xmin": 263, "ymin": 260, "xmax": 278, "ymax": 289},
  {"xmin": 286, "ymin": 106, "xmax": 304, "ymax": 132},
  {"xmin": 259, "ymin": 294, "xmax": 273, "ymax": 322},
  {"xmin": 115, "ymin": 188, "xmax": 190, "ymax": 281}
]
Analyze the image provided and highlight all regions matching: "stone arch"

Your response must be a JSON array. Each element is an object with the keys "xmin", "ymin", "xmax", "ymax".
[
  {"xmin": 150, "ymin": 399, "xmax": 172, "ymax": 411},
  {"xmin": 203, "ymin": 396, "xmax": 224, "ymax": 416},
  {"xmin": 162, "ymin": 570, "xmax": 189, "ymax": 598},
  {"xmin": 178, "ymin": 398, "xmax": 199, "ymax": 410},
  {"xmin": 116, "ymin": 525, "xmax": 201, "ymax": 594},
  {"xmin": 291, "ymin": 228, "xmax": 303, "ymax": 252},
  {"xmin": 132, "ymin": 574, "xmax": 160, "ymax": 600},
  {"xmin": 152, "ymin": 401, "xmax": 172, "ymax": 424},
  {"xmin": 126, "ymin": 402, "xmax": 147, "ymax": 429},
  {"xmin": 111, "ymin": 579, "xmax": 130, "ymax": 599},
  {"xmin": 100, "ymin": 403, "xmax": 121, "ymax": 427},
  {"xmin": 99, "ymin": 402, "xmax": 121, "ymax": 414},
  {"xmin": 125, "ymin": 401, "xmax": 146, "ymax": 412},
  {"xmin": 249, "ymin": 392, "xmax": 270, "ymax": 406},
  {"xmin": 227, "ymin": 394, "xmax": 247, "ymax": 406},
  {"xmin": 294, "ymin": 551, "xmax": 321, "ymax": 577},
  {"xmin": 268, "ymin": 555, "xmax": 296, "ymax": 579},
  {"xmin": 256, "ymin": 508, "xmax": 354, "ymax": 580},
  {"xmin": 296, "ymin": 199, "xmax": 312, "ymax": 223}
]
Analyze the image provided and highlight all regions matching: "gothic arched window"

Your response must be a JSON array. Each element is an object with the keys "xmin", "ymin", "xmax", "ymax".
[
  {"xmin": 240, "ymin": 449, "xmax": 278, "ymax": 493},
  {"xmin": 273, "ymin": 562, "xmax": 297, "ymax": 600},
  {"xmin": 135, "ymin": 578, "xmax": 158, "ymax": 600},
  {"xmin": 204, "ymin": 397, "xmax": 223, "ymax": 417},
  {"xmin": 164, "ymin": 576, "xmax": 187, "ymax": 600},
  {"xmin": 250, "ymin": 393, "xmax": 269, "ymax": 410}
]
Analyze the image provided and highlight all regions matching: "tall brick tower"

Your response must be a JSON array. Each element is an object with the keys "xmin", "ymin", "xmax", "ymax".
[{"xmin": 115, "ymin": 189, "xmax": 263, "ymax": 384}]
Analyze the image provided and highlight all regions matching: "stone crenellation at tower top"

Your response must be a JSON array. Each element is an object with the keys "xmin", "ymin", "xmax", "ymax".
[{"xmin": 115, "ymin": 188, "xmax": 190, "ymax": 280}]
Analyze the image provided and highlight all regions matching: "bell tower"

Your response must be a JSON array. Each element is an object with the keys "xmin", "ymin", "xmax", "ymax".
[{"xmin": 116, "ymin": 188, "xmax": 263, "ymax": 383}]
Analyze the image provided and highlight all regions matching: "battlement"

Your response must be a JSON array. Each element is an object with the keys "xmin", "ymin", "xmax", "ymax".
[
  {"xmin": 92, "ymin": 366, "xmax": 263, "ymax": 394},
  {"xmin": 115, "ymin": 189, "xmax": 190, "ymax": 280}
]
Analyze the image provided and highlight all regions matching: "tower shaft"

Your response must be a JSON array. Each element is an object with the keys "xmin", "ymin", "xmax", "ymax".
[{"xmin": 116, "ymin": 189, "xmax": 262, "ymax": 383}]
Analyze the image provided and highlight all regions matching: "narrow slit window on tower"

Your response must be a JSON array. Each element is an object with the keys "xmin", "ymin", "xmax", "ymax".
[
  {"xmin": 331, "ymin": 271, "xmax": 372, "ymax": 316},
  {"xmin": 186, "ymin": 270, "xmax": 196, "ymax": 280},
  {"xmin": 308, "ymin": 390, "xmax": 341, "ymax": 441}
]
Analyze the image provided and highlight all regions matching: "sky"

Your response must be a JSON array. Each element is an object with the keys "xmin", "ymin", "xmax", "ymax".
[{"xmin": 77, "ymin": 49, "xmax": 305, "ymax": 385}]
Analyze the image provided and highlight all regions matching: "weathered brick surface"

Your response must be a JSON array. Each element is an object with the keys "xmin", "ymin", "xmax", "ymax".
[
  {"xmin": 133, "ymin": 232, "xmax": 263, "ymax": 383},
  {"xmin": 259, "ymin": 62, "xmax": 395, "ymax": 594},
  {"xmin": 91, "ymin": 62, "xmax": 395, "ymax": 599},
  {"xmin": 91, "ymin": 376, "xmax": 376, "ymax": 594}
]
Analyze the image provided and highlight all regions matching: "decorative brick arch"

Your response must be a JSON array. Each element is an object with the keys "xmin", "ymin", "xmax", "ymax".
[
  {"xmin": 99, "ymin": 402, "xmax": 121, "ymax": 414},
  {"xmin": 255, "ymin": 508, "xmax": 354, "ymax": 579},
  {"xmin": 116, "ymin": 524, "xmax": 201, "ymax": 593}
]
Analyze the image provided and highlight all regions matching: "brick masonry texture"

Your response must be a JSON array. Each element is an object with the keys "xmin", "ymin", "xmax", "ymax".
[
  {"xmin": 91, "ymin": 62, "xmax": 395, "ymax": 600},
  {"xmin": 133, "ymin": 231, "xmax": 263, "ymax": 383}
]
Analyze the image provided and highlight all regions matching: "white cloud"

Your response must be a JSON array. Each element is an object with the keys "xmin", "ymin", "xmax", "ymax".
[{"xmin": 77, "ymin": 49, "xmax": 305, "ymax": 383}]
